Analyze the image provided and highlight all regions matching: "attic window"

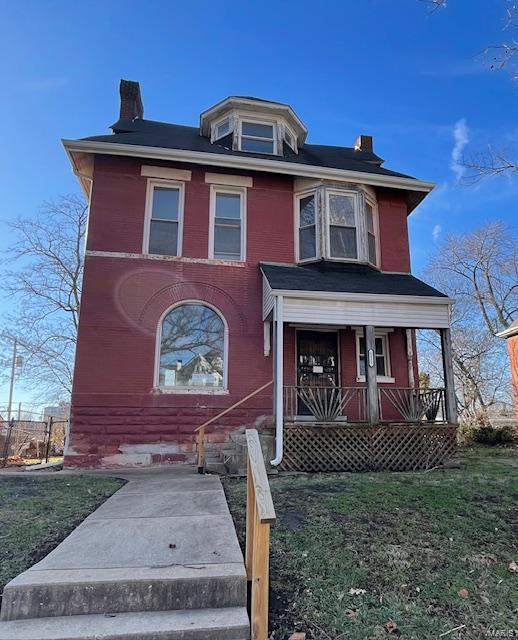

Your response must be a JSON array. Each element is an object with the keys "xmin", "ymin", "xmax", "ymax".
[
  {"xmin": 284, "ymin": 127, "xmax": 296, "ymax": 151},
  {"xmin": 239, "ymin": 121, "xmax": 276, "ymax": 154},
  {"xmin": 214, "ymin": 118, "xmax": 231, "ymax": 141}
]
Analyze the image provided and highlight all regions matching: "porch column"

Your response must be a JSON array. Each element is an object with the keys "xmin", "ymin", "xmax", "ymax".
[
  {"xmin": 364, "ymin": 325, "xmax": 379, "ymax": 425},
  {"xmin": 271, "ymin": 295, "xmax": 284, "ymax": 465},
  {"xmin": 440, "ymin": 327, "xmax": 458, "ymax": 424}
]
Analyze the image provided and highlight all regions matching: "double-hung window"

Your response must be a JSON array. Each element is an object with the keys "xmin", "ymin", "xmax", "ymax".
[
  {"xmin": 326, "ymin": 191, "xmax": 359, "ymax": 260},
  {"xmin": 365, "ymin": 199, "xmax": 378, "ymax": 265},
  {"xmin": 297, "ymin": 192, "xmax": 318, "ymax": 261},
  {"xmin": 146, "ymin": 181, "xmax": 183, "ymax": 256},
  {"xmin": 210, "ymin": 187, "xmax": 245, "ymax": 261},
  {"xmin": 239, "ymin": 120, "xmax": 276, "ymax": 154},
  {"xmin": 355, "ymin": 329, "xmax": 394, "ymax": 382}
]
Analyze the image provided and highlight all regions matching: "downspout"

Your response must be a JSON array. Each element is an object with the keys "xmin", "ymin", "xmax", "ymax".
[{"xmin": 270, "ymin": 295, "xmax": 284, "ymax": 466}]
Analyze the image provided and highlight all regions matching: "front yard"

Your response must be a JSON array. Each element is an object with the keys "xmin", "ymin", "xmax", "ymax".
[
  {"xmin": 224, "ymin": 447, "xmax": 518, "ymax": 640},
  {"xmin": 0, "ymin": 475, "xmax": 124, "ymax": 599}
]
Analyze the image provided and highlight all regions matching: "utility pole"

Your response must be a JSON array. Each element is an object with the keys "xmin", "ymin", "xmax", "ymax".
[{"xmin": 7, "ymin": 338, "xmax": 18, "ymax": 422}]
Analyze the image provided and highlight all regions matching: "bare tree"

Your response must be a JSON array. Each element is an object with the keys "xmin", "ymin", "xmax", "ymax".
[
  {"xmin": 0, "ymin": 194, "xmax": 87, "ymax": 401},
  {"xmin": 421, "ymin": 1, "xmax": 518, "ymax": 179},
  {"xmin": 418, "ymin": 221, "xmax": 517, "ymax": 424}
]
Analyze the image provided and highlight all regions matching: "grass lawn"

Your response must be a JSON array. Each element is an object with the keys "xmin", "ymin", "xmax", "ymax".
[
  {"xmin": 0, "ymin": 475, "xmax": 124, "ymax": 599},
  {"xmin": 223, "ymin": 447, "xmax": 518, "ymax": 640}
]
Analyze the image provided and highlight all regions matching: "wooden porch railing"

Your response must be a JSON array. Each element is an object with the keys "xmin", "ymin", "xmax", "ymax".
[
  {"xmin": 195, "ymin": 380, "xmax": 273, "ymax": 473},
  {"xmin": 379, "ymin": 387, "xmax": 446, "ymax": 423},
  {"xmin": 284, "ymin": 385, "xmax": 368, "ymax": 422},
  {"xmin": 245, "ymin": 428, "xmax": 276, "ymax": 640}
]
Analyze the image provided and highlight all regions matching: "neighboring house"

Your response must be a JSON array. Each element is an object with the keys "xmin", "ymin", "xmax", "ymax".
[
  {"xmin": 497, "ymin": 320, "xmax": 518, "ymax": 416},
  {"xmin": 63, "ymin": 80, "xmax": 457, "ymax": 469}
]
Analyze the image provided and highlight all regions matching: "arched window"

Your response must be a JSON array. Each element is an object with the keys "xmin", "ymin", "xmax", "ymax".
[{"xmin": 157, "ymin": 302, "xmax": 226, "ymax": 389}]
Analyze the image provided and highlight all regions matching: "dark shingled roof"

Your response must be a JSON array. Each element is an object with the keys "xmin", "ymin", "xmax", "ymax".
[
  {"xmin": 82, "ymin": 117, "xmax": 416, "ymax": 180},
  {"xmin": 260, "ymin": 261, "xmax": 448, "ymax": 298}
]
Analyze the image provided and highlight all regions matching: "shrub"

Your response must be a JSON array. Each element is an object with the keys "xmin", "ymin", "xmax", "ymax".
[{"xmin": 472, "ymin": 425, "xmax": 516, "ymax": 445}]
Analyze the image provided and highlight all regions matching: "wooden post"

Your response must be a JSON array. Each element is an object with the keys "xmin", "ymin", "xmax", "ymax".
[
  {"xmin": 251, "ymin": 512, "xmax": 270, "ymax": 640},
  {"xmin": 405, "ymin": 329, "xmax": 416, "ymax": 389},
  {"xmin": 197, "ymin": 426, "xmax": 205, "ymax": 474},
  {"xmin": 45, "ymin": 417, "xmax": 53, "ymax": 464},
  {"xmin": 245, "ymin": 457, "xmax": 255, "ymax": 579},
  {"xmin": 245, "ymin": 429, "xmax": 276, "ymax": 640},
  {"xmin": 440, "ymin": 328, "xmax": 458, "ymax": 424},
  {"xmin": 364, "ymin": 325, "xmax": 379, "ymax": 425}
]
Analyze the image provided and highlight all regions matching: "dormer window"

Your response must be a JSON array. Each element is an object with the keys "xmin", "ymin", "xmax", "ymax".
[
  {"xmin": 284, "ymin": 126, "xmax": 296, "ymax": 152},
  {"xmin": 200, "ymin": 96, "xmax": 307, "ymax": 157},
  {"xmin": 239, "ymin": 121, "xmax": 276, "ymax": 154},
  {"xmin": 296, "ymin": 185, "xmax": 379, "ymax": 266},
  {"xmin": 214, "ymin": 118, "xmax": 231, "ymax": 140}
]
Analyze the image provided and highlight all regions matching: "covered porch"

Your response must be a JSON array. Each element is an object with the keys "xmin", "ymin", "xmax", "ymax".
[{"xmin": 261, "ymin": 261, "xmax": 458, "ymax": 472}]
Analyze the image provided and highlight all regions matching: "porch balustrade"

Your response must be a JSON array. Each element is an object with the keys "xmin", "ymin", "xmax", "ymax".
[
  {"xmin": 284, "ymin": 385, "xmax": 367, "ymax": 422},
  {"xmin": 283, "ymin": 385, "xmax": 446, "ymax": 424}
]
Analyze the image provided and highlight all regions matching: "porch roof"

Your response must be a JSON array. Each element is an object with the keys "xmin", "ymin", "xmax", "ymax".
[
  {"xmin": 261, "ymin": 262, "xmax": 452, "ymax": 329},
  {"xmin": 260, "ymin": 262, "xmax": 448, "ymax": 298}
]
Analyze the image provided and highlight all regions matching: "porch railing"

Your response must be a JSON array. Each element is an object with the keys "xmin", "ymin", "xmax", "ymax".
[
  {"xmin": 379, "ymin": 387, "xmax": 446, "ymax": 423},
  {"xmin": 284, "ymin": 386, "xmax": 367, "ymax": 422},
  {"xmin": 245, "ymin": 429, "xmax": 276, "ymax": 640},
  {"xmin": 195, "ymin": 380, "xmax": 273, "ymax": 473},
  {"xmin": 283, "ymin": 385, "xmax": 446, "ymax": 424}
]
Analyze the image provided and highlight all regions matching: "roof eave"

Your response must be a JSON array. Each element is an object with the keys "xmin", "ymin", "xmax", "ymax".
[{"xmin": 62, "ymin": 139, "xmax": 435, "ymax": 201}]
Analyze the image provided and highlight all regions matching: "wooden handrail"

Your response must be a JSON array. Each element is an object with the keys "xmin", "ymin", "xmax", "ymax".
[
  {"xmin": 195, "ymin": 380, "xmax": 273, "ymax": 473},
  {"xmin": 245, "ymin": 429, "xmax": 276, "ymax": 640}
]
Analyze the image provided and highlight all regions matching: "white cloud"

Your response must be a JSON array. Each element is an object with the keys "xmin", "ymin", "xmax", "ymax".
[
  {"xmin": 432, "ymin": 224, "xmax": 442, "ymax": 242},
  {"xmin": 450, "ymin": 118, "xmax": 469, "ymax": 181}
]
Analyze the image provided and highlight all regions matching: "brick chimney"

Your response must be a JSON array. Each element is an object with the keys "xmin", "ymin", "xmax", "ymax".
[
  {"xmin": 354, "ymin": 135, "xmax": 373, "ymax": 153},
  {"xmin": 119, "ymin": 79, "xmax": 144, "ymax": 120}
]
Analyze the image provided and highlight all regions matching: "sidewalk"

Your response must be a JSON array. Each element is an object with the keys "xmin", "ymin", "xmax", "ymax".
[{"xmin": 0, "ymin": 466, "xmax": 249, "ymax": 639}]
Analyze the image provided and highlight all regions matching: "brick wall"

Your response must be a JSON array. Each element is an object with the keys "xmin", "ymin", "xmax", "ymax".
[{"xmin": 67, "ymin": 155, "xmax": 415, "ymax": 467}]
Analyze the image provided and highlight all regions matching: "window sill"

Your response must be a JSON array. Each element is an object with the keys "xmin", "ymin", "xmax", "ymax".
[
  {"xmin": 154, "ymin": 387, "xmax": 230, "ymax": 395},
  {"xmin": 356, "ymin": 376, "xmax": 395, "ymax": 384}
]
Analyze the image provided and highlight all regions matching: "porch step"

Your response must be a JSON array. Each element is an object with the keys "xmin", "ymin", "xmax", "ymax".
[
  {"xmin": 1, "ymin": 564, "xmax": 246, "ymax": 621},
  {"xmin": 0, "ymin": 607, "xmax": 250, "ymax": 640}
]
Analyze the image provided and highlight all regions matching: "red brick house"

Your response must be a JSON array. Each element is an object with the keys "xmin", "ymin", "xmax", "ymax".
[
  {"xmin": 63, "ymin": 80, "xmax": 457, "ymax": 470},
  {"xmin": 498, "ymin": 320, "xmax": 518, "ymax": 416}
]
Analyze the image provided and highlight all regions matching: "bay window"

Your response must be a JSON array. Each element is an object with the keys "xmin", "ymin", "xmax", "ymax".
[
  {"xmin": 295, "ymin": 185, "xmax": 379, "ymax": 266},
  {"xmin": 297, "ymin": 193, "xmax": 317, "ymax": 261},
  {"xmin": 327, "ymin": 191, "xmax": 359, "ymax": 259}
]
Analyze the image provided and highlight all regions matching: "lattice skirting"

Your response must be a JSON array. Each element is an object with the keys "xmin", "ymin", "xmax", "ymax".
[{"xmin": 280, "ymin": 424, "xmax": 458, "ymax": 473}]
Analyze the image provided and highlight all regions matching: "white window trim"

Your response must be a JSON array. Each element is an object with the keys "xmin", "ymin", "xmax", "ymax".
[
  {"xmin": 294, "ymin": 190, "xmax": 320, "ymax": 263},
  {"xmin": 238, "ymin": 117, "xmax": 278, "ymax": 155},
  {"xmin": 364, "ymin": 193, "xmax": 380, "ymax": 268},
  {"xmin": 154, "ymin": 299, "xmax": 229, "ymax": 393},
  {"xmin": 212, "ymin": 116, "xmax": 233, "ymax": 143},
  {"xmin": 208, "ymin": 184, "xmax": 247, "ymax": 261},
  {"xmin": 143, "ymin": 178, "xmax": 185, "ymax": 256},
  {"xmin": 283, "ymin": 123, "xmax": 297, "ymax": 152},
  {"xmin": 325, "ymin": 188, "xmax": 361, "ymax": 263},
  {"xmin": 354, "ymin": 327, "xmax": 395, "ymax": 383}
]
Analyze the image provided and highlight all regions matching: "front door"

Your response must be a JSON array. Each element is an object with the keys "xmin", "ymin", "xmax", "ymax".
[{"xmin": 296, "ymin": 330, "xmax": 339, "ymax": 416}]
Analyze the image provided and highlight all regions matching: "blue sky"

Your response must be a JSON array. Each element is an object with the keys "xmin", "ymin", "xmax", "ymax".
[{"xmin": 0, "ymin": 0, "xmax": 516, "ymax": 407}]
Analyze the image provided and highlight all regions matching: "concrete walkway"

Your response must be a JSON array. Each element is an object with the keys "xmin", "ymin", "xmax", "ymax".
[{"xmin": 0, "ymin": 466, "xmax": 249, "ymax": 639}]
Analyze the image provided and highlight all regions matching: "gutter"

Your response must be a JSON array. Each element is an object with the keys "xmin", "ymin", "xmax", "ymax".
[{"xmin": 62, "ymin": 139, "xmax": 436, "ymax": 195}]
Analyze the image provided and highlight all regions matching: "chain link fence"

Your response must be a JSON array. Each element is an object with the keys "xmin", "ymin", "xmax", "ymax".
[{"xmin": 0, "ymin": 418, "xmax": 67, "ymax": 467}]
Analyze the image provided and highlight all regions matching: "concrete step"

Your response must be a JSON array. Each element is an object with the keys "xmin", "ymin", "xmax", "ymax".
[
  {"xmin": 0, "ymin": 607, "xmax": 250, "ymax": 640},
  {"xmin": 1, "ymin": 564, "xmax": 246, "ymax": 621}
]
